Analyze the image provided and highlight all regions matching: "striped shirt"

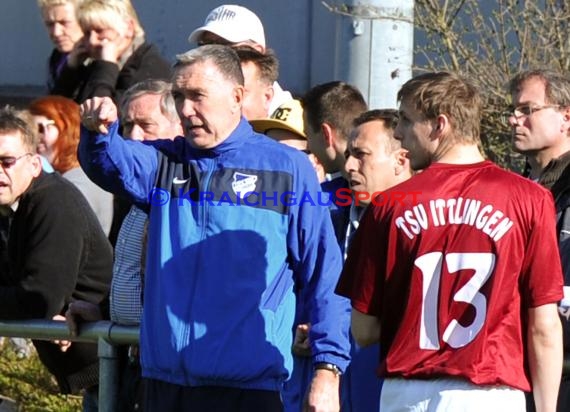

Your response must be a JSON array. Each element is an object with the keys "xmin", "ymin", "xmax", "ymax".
[{"xmin": 110, "ymin": 206, "xmax": 146, "ymax": 325}]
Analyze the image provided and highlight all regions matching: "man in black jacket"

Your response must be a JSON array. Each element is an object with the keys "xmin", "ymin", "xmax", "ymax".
[
  {"xmin": 0, "ymin": 107, "xmax": 113, "ymax": 409},
  {"xmin": 508, "ymin": 69, "xmax": 570, "ymax": 412},
  {"xmin": 38, "ymin": 0, "xmax": 86, "ymax": 94}
]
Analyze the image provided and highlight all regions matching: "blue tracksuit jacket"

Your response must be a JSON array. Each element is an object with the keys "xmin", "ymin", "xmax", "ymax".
[{"xmin": 78, "ymin": 118, "xmax": 350, "ymax": 391}]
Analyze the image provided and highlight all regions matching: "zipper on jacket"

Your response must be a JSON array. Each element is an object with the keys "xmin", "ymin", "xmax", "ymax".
[{"xmin": 200, "ymin": 158, "xmax": 217, "ymax": 240}]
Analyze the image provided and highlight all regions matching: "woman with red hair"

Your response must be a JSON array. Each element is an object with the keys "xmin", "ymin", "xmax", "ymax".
[{"xmin": 29, "ymin": 95, "xmax": 113, "ymax": 235}]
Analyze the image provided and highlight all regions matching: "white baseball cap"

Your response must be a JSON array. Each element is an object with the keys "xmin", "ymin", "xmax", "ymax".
[{"xmin": 188, "ymin": 5, "xmax": 266, "ymax": 48}]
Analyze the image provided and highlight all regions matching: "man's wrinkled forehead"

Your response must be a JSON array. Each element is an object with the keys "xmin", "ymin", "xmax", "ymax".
[
  {"xmin": 0, "ymin": 131, "xmax": 28, "ymax": 154},
  {"xmin": 511, "ymin": 76, "xmax": 548, "ymax": 100},
  {"xmin": 174, "ymin": 63, "xmax": 200, "ymax": 83},
  {"xmin": 173, "ymin": 61, "xmax": 228, "ymax": 89}
]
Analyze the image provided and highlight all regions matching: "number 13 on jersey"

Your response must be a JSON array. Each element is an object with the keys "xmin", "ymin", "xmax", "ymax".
[{"xmin": 415, "ymin": 252, "xmax": 496, "ymax": 350}]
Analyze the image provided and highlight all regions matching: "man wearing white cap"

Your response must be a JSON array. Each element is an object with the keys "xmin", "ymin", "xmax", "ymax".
[
  {"xmin": 235, "ymin": 46, "xmax": 280, "ymax": 121},
  {"xmin": 188, "ymin": 4, "xmax": 293, "ymax": 114}
]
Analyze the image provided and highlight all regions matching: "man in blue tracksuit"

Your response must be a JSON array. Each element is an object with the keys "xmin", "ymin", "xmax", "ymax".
[{"xmin": 78, "ymin": 45, "xmax": 350, "ymax": 411}]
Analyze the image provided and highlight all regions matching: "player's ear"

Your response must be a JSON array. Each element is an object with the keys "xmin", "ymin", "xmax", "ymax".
[
  {"xmin": 561, "ymin": 106, "xmax": 570, "ymax": 134},
  {"xmin": 321, "ymin": 123, "xmax": 335, "ymax": 148},
  {"xmin": 231, "ymin": 85, "xmax": 244, "ymax": 114},
  {"xmin": 393, "ymin": 149, "xmax": 409, "ymax": 176},
  {"xmin": 430, "ymin": 114, "xmax": 448, "ymax": 141}
]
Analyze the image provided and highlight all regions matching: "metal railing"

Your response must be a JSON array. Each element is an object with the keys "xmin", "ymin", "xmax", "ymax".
[
  {"xmin": 0, "ymin": 319, "xmax": 569, "ymax": 412},
  {"xmin": 0, "ymin": 320, "xmax": 138, "ymax": 412}
]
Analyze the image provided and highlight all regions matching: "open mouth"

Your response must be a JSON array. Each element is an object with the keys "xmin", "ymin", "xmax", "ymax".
[
  {"xmin": 349, "ymin": 179, "xmax": 361, "ymax": 188},
  {"xmin": 186, "ymin": 125, "xmax": 204, "ymax": 134}
]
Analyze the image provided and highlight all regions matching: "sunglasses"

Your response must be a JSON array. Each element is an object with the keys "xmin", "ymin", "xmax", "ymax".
[
  {"xmin": 37, "ymin": 120, "xmax": 56, "ymax": 134},
  {"xmin": 0, "ymin": 153, "xmax": 33, "ymax": 169}
]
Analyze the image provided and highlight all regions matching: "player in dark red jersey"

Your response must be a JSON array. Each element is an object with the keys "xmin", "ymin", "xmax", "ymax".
[{"xmin": 336, "ymin": 72, "xmax": 564, "ymax": 412}]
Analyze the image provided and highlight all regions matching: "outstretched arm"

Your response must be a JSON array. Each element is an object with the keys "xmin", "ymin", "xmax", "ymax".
[
  {"xmin": 80, "ymin": 95, "xmax": 118, "ymax": 135},
  {"xmin": 78, "ymin": 97, "xmax": 159, "ymax": 204}
]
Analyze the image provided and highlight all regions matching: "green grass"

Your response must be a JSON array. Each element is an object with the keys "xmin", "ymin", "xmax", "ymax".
[{"xmin": 0, "ymin": 340, "xmax": 82, "ymax": 412}]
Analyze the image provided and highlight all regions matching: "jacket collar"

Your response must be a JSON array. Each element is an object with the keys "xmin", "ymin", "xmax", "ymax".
[{"xmin": 539, "ymin": 150, "xmax": 570, "ymax": 191}]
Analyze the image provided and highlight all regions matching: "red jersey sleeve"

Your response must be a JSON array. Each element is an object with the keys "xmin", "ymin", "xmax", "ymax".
[
  {"xmin": 519, "ymin": 190, "xmax": 564, "ymax": 307},
  {"xmin": 336, "ymin": 205, "xmax": 387, "ymax": 316}
]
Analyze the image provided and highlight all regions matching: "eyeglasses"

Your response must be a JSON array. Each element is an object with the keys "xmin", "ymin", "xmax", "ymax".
[
  {"xmin": 0, "ymin": 153, "xmax": 33, "ymax": 169},
  {"xmin": 502, "ymin": 104, "xmax": 560, "ymax": 123},
  {"xmin": 37, "ymin": 120, "xmax": 56, "ymax": 134}
]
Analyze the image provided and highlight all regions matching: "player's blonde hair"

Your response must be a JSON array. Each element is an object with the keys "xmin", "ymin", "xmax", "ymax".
[{"xmin": 397, "ymin": 72, "xmax": 482, "ymax": 145}]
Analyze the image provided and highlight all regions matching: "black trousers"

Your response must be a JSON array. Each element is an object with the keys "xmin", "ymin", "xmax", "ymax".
[
  {"xmin": 117, "ymin": 346, "xmax": 144, "ymax": 412},
  {"xmin": 143, "ymin": 379, "xmax": 283, "ymax": 412}
]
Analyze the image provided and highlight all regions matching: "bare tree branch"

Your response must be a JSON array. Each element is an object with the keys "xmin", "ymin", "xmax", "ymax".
[
  {"xmin": 321, "ymin": 0, "xmax": 570, "ymax": 170},
  {"xmin": 413, "ymin": 0, "xmax": 570, "ymax": 170}
]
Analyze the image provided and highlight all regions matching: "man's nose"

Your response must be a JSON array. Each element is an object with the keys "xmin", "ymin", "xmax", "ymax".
[
  {"xmin": 179, "ymin": 99, "xmax": 196, "ymax": 118},
  {"xmin": 344, "ymin": 155, "xmax": 356, "ymax": 174},
  {"xmin": 87, "ymin": 30, "xmax": 99, "ymax": 45},
  {"xmin": 507, "ymin": 113, "xmax": 520, "ymax": 127},
  {"xmin": 51, "ymin": 22, "xmax": 64, "ymax": 38},
  {"xmin": 129, "ymin": 125, "xmax": 145, "ymax": 141}
]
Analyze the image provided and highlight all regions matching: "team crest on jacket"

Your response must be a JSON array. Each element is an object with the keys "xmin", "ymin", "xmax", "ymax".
[{"xmin": 232, "ymin": 172, "xmax": 258, "ymax": 198}]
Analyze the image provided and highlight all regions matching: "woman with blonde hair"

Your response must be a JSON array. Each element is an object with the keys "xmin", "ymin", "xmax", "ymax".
[
  {"xmin": 55, "ymin": 0, "xmax": 171, "ymax": 103},
  {"xmin": 29, "ymin": 95, "xmax": 113, "ymax": 234}
]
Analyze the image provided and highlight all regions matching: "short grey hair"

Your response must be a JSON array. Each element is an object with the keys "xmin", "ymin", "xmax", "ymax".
[
  {"xmin": 174, "ymin": 45, "xmax": 244, "ymax": 86},
  {"xmin": 119, "ymin": 79, "xmax": 178, "ymax": 123},
  {"xmin": 508, "ymin": 69, "xmax": 570, "ymax": 107}
]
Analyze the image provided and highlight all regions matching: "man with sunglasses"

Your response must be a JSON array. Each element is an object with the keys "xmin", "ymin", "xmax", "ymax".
[
  {"xmin": 508, "ymin": 69, "xmax": 570, "ymax": 412},
  {"xmin": 0, "ymin": 107, "xmax": 112, "ymax": 410}
]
